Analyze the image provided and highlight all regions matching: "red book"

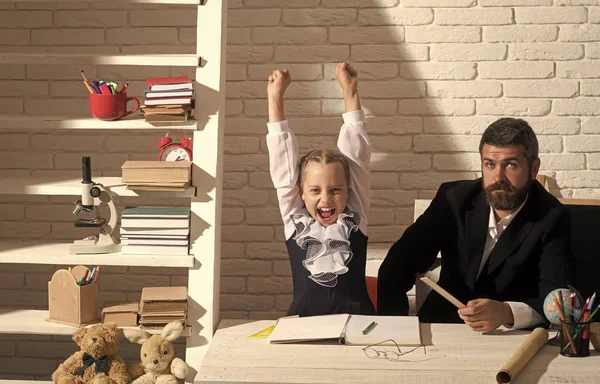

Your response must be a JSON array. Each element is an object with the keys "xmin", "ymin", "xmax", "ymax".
[{"xmin": 146, "ymin": 76, "xmax": 193, "ymax": 91}]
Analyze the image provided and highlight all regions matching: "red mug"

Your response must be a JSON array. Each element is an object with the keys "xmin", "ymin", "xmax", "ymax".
[{"xmin": 89, "ymin": 92, "xmax": 140, "ymax": 121}]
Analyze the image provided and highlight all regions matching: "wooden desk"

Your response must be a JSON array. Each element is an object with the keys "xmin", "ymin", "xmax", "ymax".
[{"xmin": 196, "ymin": 320, "xmax": 599, "ymax": 383}]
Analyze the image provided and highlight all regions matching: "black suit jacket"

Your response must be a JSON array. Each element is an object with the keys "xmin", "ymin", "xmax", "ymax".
[{"xmin": 377, "ymin": 178, "xmax": 573, "ymax": 324}]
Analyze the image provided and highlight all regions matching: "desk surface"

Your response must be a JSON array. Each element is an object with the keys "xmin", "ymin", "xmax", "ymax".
[{"xmin": 197, "ymin": 320, "xmax": 599, "ymax": 384}]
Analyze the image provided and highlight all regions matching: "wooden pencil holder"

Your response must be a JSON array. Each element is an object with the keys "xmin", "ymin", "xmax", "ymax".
[{"xmin": 47, "ymin": 265, "xmax": 99, "ymax": 326}]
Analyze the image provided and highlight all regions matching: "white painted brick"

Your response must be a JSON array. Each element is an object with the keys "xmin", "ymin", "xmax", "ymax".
[
  {"xmin": 592, "ymin": 7, "xmax": 600, "ymax": 23},
  {"xmin": 55, "ymin": 10, "xmax": 126, "ymax": 27},
  {"xmin": 245, "ymin": 0, "xmax": 320, "ymax": 7},
  {"xmin": 222, "ymin": 259, "xmax": 271, "ymax": 276},
  {"xmin": 285, "ymin": 80, "xmax": 351, "ymax": 99},
  {"xmin": 0, "ymin": 357, "xmax": 56, "ymax": 375},
  {"xmin": 330, "ymin": 26, "xmax": 404, "ymax": 44},
  {"xmin": 0, "ymin": 65, "xmax": 24, "ymax": 80},
  {"xmin": 370, "ymin": 190, "xmax": 418, "ymax": 206},
  {"xmin": 104, "ymin": 134, "xmax": 158, "ymax": 153},
  {"xmin": 49, "ymin": 80, "xmax": 92, "ymax": 98},
  {"xmin": 477, "ymin": 99, "xmax": 551, "ymax": 116},
  {"xmin": 107, "ymin": 28, "xmax": 178, "ymax": 45},
  {"xmin": 227, "ymin": 64, "xmax": 247, "ymax": 81},
  {"xmin": 246, "ymin": 99, "xmax": 318, "ymax": 116},
  {"xmin": 224, "ymin": 137, "xmax": 260, "ymax": 154},
  {"xmin": 582, "ymin": 118, "xmax": 600, "ymax": 134},
  {"xmin": 369, "ymin": 208, "xmax": 395, "ymax": 225},
  {"xmin": 27, "ymin": 65, "xmax": 97, "ymax": 80},
  {"xmin": 248, "ymin": 277, "xmax": 293, "ymax": 294},
  {"xmin": 481, "ymin": 0, "xmax": 551, "ymax": 4},
  {"xmin": 221, "ymin": 310, "xmax": 249, "ymax": 319},
  {"xmin": 283, "ymin": 9, "xmax": 356, "ymax": 26},
  {"xmin": 250, "ymin": 64, "xmax": 321, "ymax": 81},
  {"xmin": 371, "ymin": 172, "xmax": 399, "ymax": 189},
  {"xmin": 222, "ymin": 208, "xmax": 245, "ymax": 224},
  {"xmin": 406, "ymin": 26, "xmax": 481, "ymax": 43},
  {"xmin": 323, "ymin": 0, "xmax": 399, "ymax": 6},
  {"xmin": 0, "ymin": 204, "xmax": 24, "ymax": 221},
  {"xmin": 252, "ymin": 27, "xmax": 327, "ymax": 45},
  {"xmin": 404, "ymin": 0, "xmax": 475, "ymax": 5},
  {"xmin": 129, "ymin": 10, "xmax": 196, "ymax": 26},
  {"xmin": 98, "ymin": 66, "xmax": 169, "ymax": 81},
  {"xmin": 433, "ymin": 153, "xmax": 480, "ymax": 171},
  {"xmin": 274, "ymin": 294, "xmax": 293, "ymax": 311},
  {"xmin": 222, "ymin": 277, "xmax": 246, "ymax": 294},
  {"xmin": 515, "ymin": 7, "xmax": 588, "ymax": 24},
  {"xmin": 0, "ymin": 81, "xmax": 47, "ymax": 97},
  {"xmin": 427, "ymin": 81, "xmax": 502, "ymax": 98},
  {"xmin": 249, "ymin": 172, "xmax": 275, "ymax": 189},
  {"xmin": 228, "ymin": 28, "xmax": 250, "ymax": 45},
  {"xmin": 414, "ymin": 135, "xmax": 480, "ymax": 152},
  {"xmin": 221, "ymin": 294, "xmax": 274, "ymax": 311},
  {"xmin": 484, "ymin": 25, "xmax": 558, "ymax": 42},
  {"xmin": 0, "ymin": 222, "xmax": 50, "ymax": 238},
  {"xmin": 0, "ymin": 30, "xmax": 29, "ymax": 45},
  {"xmin": 425, "ymin": 116, "xmax": 498, "ymax": 134},
  {"xmin": 479, "ymin": 62, "xmax": 554, "ymax": 79},
  {"xmin": 226, "ymin": 81, "xmax": 266, "ymax": 99},
  {"xmin": 435, "ymin": 8, "xmax": 513, "ymax": 25},
  {"xmin": 359, "ymin": 8, "xmax": 433, "ymax": 26},
  {"xmin": 31, "ymin": 134, "xmax": 104, "ymax": 152},
  {"xmin": 275, "ymin": 45, "xmax": 349, "ymax": 62},
  {"xmin": 229, "ymin": 9, "xmax": 281, "ymax": 27},
  {"xmin": 26, "ymin": 204, "xmax": 73, "ymax": 222},
  {"xmin": 0, "ymin": 341, "xmax": 15, "ymax": 357},
  {"xmin": 557, "ymin": 62, "xmax": 600, "ymax": 79},
  {"xmin": 587, "ymin": 154, "xmax": 600, "ymax": 169},
  {"xmin": 0, "ymin": 272, "xmax": 24, "ymax": 289},
  {"xmin": 360, "ymin": 80, "xmax": 426, "ymax": 98},
  {"xmin": 229, "ymin": 0, "xmax": 244, "ymax": 6},
  {"xmin": 554, "ymin": 98, "xmax": 600, "ymax": 116},
  {"xmin": 0, "ymin": 11, "xmax": 52, "ymax": 28},
  {"xmin": 538, "ymin": 136, "xmax": 564, "ymax": 152},
  {"xmin": 362, "ymin": 100, "xmax": 398, "ymax": 116},
  {"xmin": 539, "ymin": 154, "xmax": 585, "ymax": 170},
  {"xmin": 369, "ymin": 226, "xmax": 407, "ymax": 243},
  {"xmin": 246, "ymin": 208, "xmax": 284, "ymax": 225},
  {"xmin": 368, "ymin": 117, "xmax": 423, "ymax": 134},
  {"xmin": 226, "ymin": 118, "xmax": 269, "ymax": 135},
  {"xmin": 398, "ymin": 99, "xmax": 475, "ymax": 116},
  {"xmin": 526, "ymin": 118, "xmax": 581, "ymax": 135},
  {"xmin": 223, "ymin": 188, "xmax": 270, "ymax": 205},
  {"xmin": 0, "ymin": 151, "xmax": 53, "ymax": 169},
  {"xmin": 226, "ymin": 100, "xmax": 243, "ymax": 116},
  {"xmin": 504, "ymin": 80, "xmax": 579, "ymax": 98},
  {"xmin": 401, "ymin": 63, "xmax": 476, "ymax": 80},
  {"xmin": 0, "ymin": 134, "xmax": 26, "ymax": 151},
  {"xmin": 55, "ymin": 153, "xmax": 127, "ymax": 170},
  {"xmin": 0, "ymin": 98, "xmax": 23, "ymax": 113},
  {"xmin": 371, "ymin": 154, "xmax": 431, "ymax": 171},
  {"xmin": 565, "ymin": 135, "xmax": 600, "ymax": 152},
  {"xmin": 560, "ymin": 24, "xmax": 600, "ymax": 43},
  {"xmin": 179, "ymin": 28, "xmax": 195, "ymax": 44},
  {"xmin": 31, "ymin": 29, "xmax": 104, "ymax": 45},
  {"xmin": 510, "ymin": 43, "xmax": 584, "ymax": 61},
  {"xmin": 49, "ymin": 45, "xmax": 119, "ymax": 54},
  {"xmin": 571, "ymin": 188, "xmax": 600, "ymax": 198},
  {"xmin": 395, "ymin": 207, "xmax": 416, "ymax": 224},
  {"xmin": 223, "ymin": 173, "xmax": 249, "ymax": 189},
  {"xmin": 351, "ymin": 44, "xmax": 429, "ymax": 62},
  {"xmin": 325, "ymin": 63, "xmax": 397, "ymax": 80},
  {"xmin": 555, "ymin": 171, "xmax": 600, "ymax": 188},
  {"xmin": 223, "ymin": 226, "xmax": 274, "ymax": 242},
  {"xmin": 399, "ymin": 172, "xmax": 479, "ymax": 190},
  {"xmin": 221, "ymin": 243, "xmax": 245, "ymax": 259},
  {"xmin": 581, "ymin": 81, "xmax": 600, "ymax": 96},
  {"xmin": 246, "ymin": 243, "xmax": 289, "ymax": 259},
  {"xmin": 430, "ymin": 44, "xmax": 507, "ymax": 61}
]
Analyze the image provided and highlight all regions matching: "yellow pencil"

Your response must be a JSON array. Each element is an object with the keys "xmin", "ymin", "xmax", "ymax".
[{"xmin": 83, "ymin": 81, "xmax": 94, "ymax": 94}]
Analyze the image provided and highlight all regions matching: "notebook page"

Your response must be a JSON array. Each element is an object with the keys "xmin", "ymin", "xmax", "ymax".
[
  {"xmin": 268, "ymin": 313, "xmax": 350, "ymax": 344},
  {"xmin": 343, "ymin": 315, "xmax": 421, "ymax": 346}
]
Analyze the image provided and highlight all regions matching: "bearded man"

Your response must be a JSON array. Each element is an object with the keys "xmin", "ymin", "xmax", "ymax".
[{"xmin": 377, "ymin": 118, "xmax": 573, "ymax": 331}]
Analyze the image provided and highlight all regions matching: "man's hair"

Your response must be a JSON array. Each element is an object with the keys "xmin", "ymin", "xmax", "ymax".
[
  {"xmin": 479, "ymin": 118, "xmax": 539, "ymax": 165},
  {"xmin": 297, "ymin": 149, "xmax": 350, "ymax": 187}
]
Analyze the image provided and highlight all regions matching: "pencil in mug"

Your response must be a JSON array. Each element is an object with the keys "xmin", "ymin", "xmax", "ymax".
[{"xmin": 419, "ymin": 276, "xmax": 466, "ymax": 309}]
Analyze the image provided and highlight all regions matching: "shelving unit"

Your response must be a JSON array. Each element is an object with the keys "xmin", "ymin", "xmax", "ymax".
[{"xmin": 0, "ymin": 0, "xmax": 226, "ymax": 382}]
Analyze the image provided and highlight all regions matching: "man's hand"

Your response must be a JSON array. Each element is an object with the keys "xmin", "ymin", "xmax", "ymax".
[
  {"xmin": 334, "ymin": 62, "xmax": 358, "ymax": 95},
  {"xmin": 267, "ymin": 69, "xmax": 291, "ymax": 101},
  {"xmin": 458, "ymin": 298, "xmax": 514, "ymax": 332}
]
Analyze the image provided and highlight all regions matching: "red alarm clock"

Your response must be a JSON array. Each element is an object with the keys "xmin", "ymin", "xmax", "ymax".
[{"xmin": 157, "ymin": 134, "xmax": 193, "ymax": 161}]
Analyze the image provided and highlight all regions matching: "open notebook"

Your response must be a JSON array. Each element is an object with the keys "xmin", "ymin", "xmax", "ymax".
[{"xmin": 267, "ymin": 314, "xmax": 421, "ymax": 346}]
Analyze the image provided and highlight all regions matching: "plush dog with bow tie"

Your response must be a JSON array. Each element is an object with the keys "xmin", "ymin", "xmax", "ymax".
[{"xmin": 52, "ymin": 323, "xmax": 130, "ymax": 384}]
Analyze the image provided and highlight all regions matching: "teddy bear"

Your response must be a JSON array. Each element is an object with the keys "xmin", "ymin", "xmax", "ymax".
[
  {"xmin": 52, "ymin": 323, "xmax": 130, "ymax": 384},
  {"xmin": 123, "ymin": 321, "xmax": 190, "ymax": 384}
]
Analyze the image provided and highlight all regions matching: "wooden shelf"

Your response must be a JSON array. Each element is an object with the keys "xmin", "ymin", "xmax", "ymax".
[
  {"xmin": 0, "ymin": 176, "xmax": 195, "ymax": 198},
  {"xmin": 0, "ymin": 240, "xmax": 195, "ymax": 268},
  {"xmin": 0, "ymin": 309, "xmax": 191, "ymax": 337},
  {"xmin": 0, "ymin": 115, "xmax": 197, "ymax": 131},
  {"xmin": 0, "ymin": 53, "xmax": 201, "ymax": 67}
]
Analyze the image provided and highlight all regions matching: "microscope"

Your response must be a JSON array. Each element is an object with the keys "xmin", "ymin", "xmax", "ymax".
[{"xmin": 69, "ymin": 156, "xmax": 119, "ymax": 255}]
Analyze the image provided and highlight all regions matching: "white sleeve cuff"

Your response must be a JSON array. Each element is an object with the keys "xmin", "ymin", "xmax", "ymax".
[
  {"xmin": 267, "ymin": 120, "xmax": 290, "ymax": 134},
  {"xmin": 342, "ymin": 109, "xmax": 365, "ymax": 124},
  {"xmin": 505, "ymin": 301, "xmax": 544, "ymax": 329}
]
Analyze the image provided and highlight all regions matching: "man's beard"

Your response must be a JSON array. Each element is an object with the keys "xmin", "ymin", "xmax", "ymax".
[{"xmin": 484, "ymin": 177, "xmax": 530, "ymax": 211}]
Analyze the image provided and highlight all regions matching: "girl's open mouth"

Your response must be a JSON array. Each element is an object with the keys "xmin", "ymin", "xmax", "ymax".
[{"xmin": 317, "ymin": 207, "xmax": 336, "ymax": 222}]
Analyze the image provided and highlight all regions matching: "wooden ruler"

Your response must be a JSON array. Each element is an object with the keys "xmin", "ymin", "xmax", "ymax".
[{"xmin": 419, "ymin": 276, "xmax": 466, "ymax": 309}]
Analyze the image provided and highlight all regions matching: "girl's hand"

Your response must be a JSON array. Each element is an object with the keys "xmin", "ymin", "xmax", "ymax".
[
  {"xmin": 334, "ymin": 62, "xmax": 358, "ymax": 95},
  {"xmin": 267, "ymin": 69, "xmax": 291, "ymax": 100}
]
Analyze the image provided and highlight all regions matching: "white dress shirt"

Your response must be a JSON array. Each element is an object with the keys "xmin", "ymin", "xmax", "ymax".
[{"xmin": 480, "ymin": 196, "xmax": 543, "ymax": 329}]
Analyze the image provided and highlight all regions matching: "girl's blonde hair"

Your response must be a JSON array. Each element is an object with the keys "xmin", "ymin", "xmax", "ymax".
[{"xmin": 297, "ymin": 149, "xmax": 350, "ymax": 187}]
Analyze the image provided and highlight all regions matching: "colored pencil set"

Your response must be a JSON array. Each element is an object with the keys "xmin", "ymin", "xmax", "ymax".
[
  {"xmin": 81, "ymin": 70, "xmax": 128, "ymax": 95},
  {"xmin": 69, "ymin": 265, "xmax": 101, "ymax": 286},
  {"xmin": 552, "ymin": 291, "xmax": 598, "ymax": 355}
]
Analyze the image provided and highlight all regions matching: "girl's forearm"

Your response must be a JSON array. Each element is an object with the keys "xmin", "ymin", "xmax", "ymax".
[
  {"xmin": 344, "ymin": 91, "xmax": 361, "ymax": 113},
  {"xmin": 269, "ymin": 96, "xmax": 286, "ymax": 123}
]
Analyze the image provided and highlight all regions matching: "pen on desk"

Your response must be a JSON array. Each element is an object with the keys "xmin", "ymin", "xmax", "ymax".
[{"xmin": 362, "ymin": 321, "xmax": 377, "ymax": 335}]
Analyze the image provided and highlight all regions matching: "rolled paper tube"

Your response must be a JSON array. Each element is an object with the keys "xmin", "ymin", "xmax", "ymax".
[{"xmin": 496, "ymin": 327, "xmax": 549, "ymax": 384}]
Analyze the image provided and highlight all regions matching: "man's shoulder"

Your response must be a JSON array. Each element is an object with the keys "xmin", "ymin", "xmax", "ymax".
[
  {"xmin": 530, "ymin": 180, "xmax": 566, "ymax": 216},
  {"xmin": 438, "ymin": 179, "xmax": 482, "ymax": 201}
]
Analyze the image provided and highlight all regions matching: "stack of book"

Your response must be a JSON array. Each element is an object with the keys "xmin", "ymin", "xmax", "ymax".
[
  {"xmin": 139, "ymin": 286, "xmax": 188, "ymax": 330},
  {"xmin": 141, "ymin": 75, "xmax": 194, "ymax": 125},
  {"xmin": 120, "ymin": 206, "xmax": 190, "ymax": 256},
  {"xmin": 121, "ymin": 160, "xmax": 192, "ymax": 191}
]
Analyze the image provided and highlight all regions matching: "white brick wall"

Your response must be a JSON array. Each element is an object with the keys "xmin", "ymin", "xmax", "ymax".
[{"xmin": 2, "ymin": 1, "xmax": 600, "ymax": 378}]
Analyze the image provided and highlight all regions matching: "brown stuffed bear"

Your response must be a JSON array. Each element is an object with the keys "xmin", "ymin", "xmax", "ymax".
[
  {"xmin": 52, "ymin": 323, "xmax": 130, "ymax": 384},
  {"xmin": 124, "ymin": 321, "xmax": 190, "ymax": 384}
]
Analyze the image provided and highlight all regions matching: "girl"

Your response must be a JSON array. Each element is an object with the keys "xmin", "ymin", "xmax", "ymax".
[{"xmin": 266, "ymin": 63, "xmax": 375, "ymax": 317}]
